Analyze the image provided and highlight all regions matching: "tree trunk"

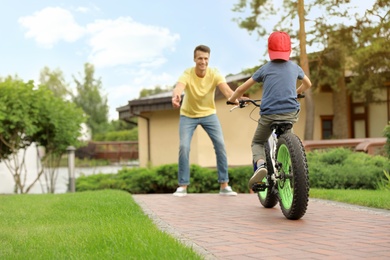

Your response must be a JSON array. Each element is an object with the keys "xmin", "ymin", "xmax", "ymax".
[
  {"xmin": 332, "ymin": 75, "xmax": 349, "ymax": 139},
  {"xmin": 298, "ymin": 0, "xmax": 315, "ymax": 140}
]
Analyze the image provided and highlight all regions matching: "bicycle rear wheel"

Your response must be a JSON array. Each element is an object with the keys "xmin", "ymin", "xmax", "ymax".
[
  {"xmin": 258, "ymin": 141, "xmax": 278, "ymax": 208},
  {"xmin": 276, "ymin": 133, "xmax": 309, "ymax": 220}
]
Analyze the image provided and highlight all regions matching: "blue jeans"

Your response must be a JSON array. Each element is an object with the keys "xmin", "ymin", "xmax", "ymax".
[{"xmin": 178, "ymin": 114, "xmax": 229, "ymax": 185}]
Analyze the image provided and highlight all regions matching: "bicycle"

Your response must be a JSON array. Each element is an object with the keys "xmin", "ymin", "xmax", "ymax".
[{"xmin": 227, "ymin": 96, "xmax": 309, "ymax": 220}]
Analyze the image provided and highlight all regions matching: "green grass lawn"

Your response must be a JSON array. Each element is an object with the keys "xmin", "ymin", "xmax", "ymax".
[
  {"xmin": 0, "ymin": 190, "xmax": 203, "ymax": 260},
  {"xmin": 1, "ymin": 188, "xmax": 388, "ymax": 260},
  {"xmin": 310, "ymin": 188, "xmax": 390, "ymax": 210}
]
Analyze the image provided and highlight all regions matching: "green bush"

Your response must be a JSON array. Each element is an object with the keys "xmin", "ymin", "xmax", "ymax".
[
  {"xmin": 93, "ymin": 128, "xmax": 138, "ymax": 141},
  {"xmin": 307, "ymin": 148, "xmax": 390, "ymax": 189},
  {"xmin": 75, "ymin": 163, "xmax": 253, "ymax": 194},
  {"xmin": 228, "ymin": 166, "xmax": 253, "ymax": 193},
  {"xmin": 76, "ymin": 148, "xmax": 390, "ymax": 193},
  {"xmin": 377, "ymin": 170, "xmax": 390, "ymax": 190},
  {"xmin": 384, "ymin": 122, "xmax": 390, "ymax": 158},
  {"xmin": 76, "ymin": 173, "xmax": 115, "ymax": 192}
]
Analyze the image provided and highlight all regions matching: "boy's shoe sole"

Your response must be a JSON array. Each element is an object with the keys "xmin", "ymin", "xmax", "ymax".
[{"xmin": 248, "ymin": 167, "xmax": 267, "ymax": 190}]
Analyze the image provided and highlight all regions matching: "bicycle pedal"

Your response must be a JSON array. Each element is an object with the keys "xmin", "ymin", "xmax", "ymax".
[{"xmin": 252, "ymin": 182, "xmax": 266, "ymax": 192}]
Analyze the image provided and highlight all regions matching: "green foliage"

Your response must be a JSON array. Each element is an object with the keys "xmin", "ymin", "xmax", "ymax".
[
  {"xmin": 377, "ymin": 170, "xmax": 390, "ymax": 191},
  {"xmin": 0, "ymin": 77, "xmax": 40, "ymax": 157},
  {"xmin": 33, "ymin": 85, "xmax": 85, "ymax": 155},
  {"xmin": 307, "ymin": 148, "xmax": 390, "ymax": 189},
  {"xmin": 107, "ymin": 118, "xmax": 137, "ymax": 131},
  {"xmin": 186, "ymin": 164, "xmax": 220, "ymax": 193},
  {"xmin": 228, "ymin": 165, "xmax": 254, "ymax": 193},
  {"xmin": 72, "ymin": 63, "xmax": 109, "ymax": 136},
  {"xmin": 77, "ymin": 149, "xmax": 390, "ymax": 194},
  {"xmin": 93, "ymin": 128, "xmax": 138, "ymax": 141},
  {"xmin": 348, "ymin": 2, "xmax": 390, "ymax": 102},
  {"xmin": 139, "ymin": 85, "xmax": 173, "ymax": 98},
  {"xmin": 39, "ymin": 66, "xmax": 70, "ymax": 99},
  {"xmin": 76, "ymin": 163, "xmax": 253, "ymax": 194},
  {"xmin": 384, "ymin": 122, "xmax": 390, "ymax": 158},
  {"xmin": 0, "ymin": 77, "xmax": 85, "ymax": 193}
]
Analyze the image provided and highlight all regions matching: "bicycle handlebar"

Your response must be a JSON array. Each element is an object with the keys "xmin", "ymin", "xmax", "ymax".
[{"xmin": 226, "ymin": 93, "xmax": 305, "ymax": 112}]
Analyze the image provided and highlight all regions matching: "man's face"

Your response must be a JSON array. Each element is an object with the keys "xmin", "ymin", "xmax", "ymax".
[{"xmin": 194, "ymin": 51, "xmax": 209, "ymax": 71}]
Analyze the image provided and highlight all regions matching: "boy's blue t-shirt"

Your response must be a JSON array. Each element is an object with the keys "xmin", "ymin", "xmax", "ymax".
[{"xmin": 252, "ymin": 60, "xmax": 305, "ymax": 115}]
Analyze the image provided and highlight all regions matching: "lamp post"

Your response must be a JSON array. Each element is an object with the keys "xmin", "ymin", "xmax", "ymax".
[{"xmin": 67, "ymin": 146, "xmax": 76, "ymax": 192}]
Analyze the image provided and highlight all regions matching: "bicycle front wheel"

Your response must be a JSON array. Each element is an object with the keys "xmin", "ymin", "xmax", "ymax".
[{"xmin": 276, "ymin": 133, "xmax": 309, "ymax": 220}]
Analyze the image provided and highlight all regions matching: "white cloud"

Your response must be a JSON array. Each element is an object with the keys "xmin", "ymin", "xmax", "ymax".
[
  {"xmin": 86, "ymin": 17, "xmax": 180, "ymax": 68},
  {"xmin": 18, "ymin": 7, "xmax": 85, "ymax": 48},
  {"xmin": 75, "ymin": 7, "xmax": 89, "ymax": 13}
]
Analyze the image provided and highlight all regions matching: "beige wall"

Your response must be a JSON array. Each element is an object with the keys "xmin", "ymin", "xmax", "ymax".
[
  {"xmin": 368, "ymin": 88, "xmax": 388, "ymax": 137},
  {"xmin": 137, "ymin": 89, "xmax": 388, "ymax": 168},
  {"xmin": 312, "ymin": 92, "xmax": 333, "ymax": 140}
]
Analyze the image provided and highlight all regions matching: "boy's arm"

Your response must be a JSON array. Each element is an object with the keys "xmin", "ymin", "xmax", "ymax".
[
  {"xmin": 227, "ymin": 78, "xmax": 256, "ymax": 104},
  {"xmin": 297, "ymin": 75, "xmax": 312, "ymax": 95}
]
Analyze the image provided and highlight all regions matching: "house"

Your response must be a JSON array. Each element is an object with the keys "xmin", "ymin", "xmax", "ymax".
[{"xmin": 117, "ymin": 73, "xmax": 389, "ymax": 168}]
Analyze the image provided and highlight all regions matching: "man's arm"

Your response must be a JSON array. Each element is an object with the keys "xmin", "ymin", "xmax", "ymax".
[
  {"xmin": 172, "ymin": 82, "xmax": 185, "ymax": 108},
  {"xmin": 217, "ymin": 82, "xmax": 235, "ymax": 99}
]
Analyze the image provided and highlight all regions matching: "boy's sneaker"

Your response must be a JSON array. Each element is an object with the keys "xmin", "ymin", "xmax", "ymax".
[
  {"xmin": 219, "ymin": 186, "xmax": 237, "ymax": 196},
  {"xmin": 173, "ymin": 187, "xmax": 187, "ymax": 197},
  {"xmin": 248, "ymin": 164, "xmax": 268, "ymax": 190}
]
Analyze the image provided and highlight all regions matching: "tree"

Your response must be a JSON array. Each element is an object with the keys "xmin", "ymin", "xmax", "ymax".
[
  {"xmin": 232, "ymin": 0, "xmax": 315, "ymax": 139},
  {"xmin": 232, "ymin": 0, "xmax": 387, "ymax": 139},
  {"xmin": 309, "ymin": 27, "xmax": 355, "ymax": 138},
  {"xmin": 39, "ymin": 66, "xmax": 70, "ymax": 99},
  {"xmin": 72, "ymin": 63, "xmax": 109, "ymax": 137},
  {"xmin": 139, "ymin": 85, "xmax": 173, "ymax": 98},
  {"xmin": 348, "ymin": 1, "xmax": 390, "ymax": 102},
  {"xmin": 0, "ymin": 77, "xmax": 85, "ymax": 193},
  {"xmin": 33, "ymin": 86, "xmax": 85, "ymax": 193}
]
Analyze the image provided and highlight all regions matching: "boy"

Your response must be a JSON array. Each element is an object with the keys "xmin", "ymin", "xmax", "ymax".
[{"xmin": 227, "ymin": 31, "xmax": 312, "ymax": 190}]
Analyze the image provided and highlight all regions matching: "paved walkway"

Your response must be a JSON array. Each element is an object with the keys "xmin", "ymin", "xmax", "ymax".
[{"xmin": 133, "ymin": 193, "xmax": 390, "ymax": 260}]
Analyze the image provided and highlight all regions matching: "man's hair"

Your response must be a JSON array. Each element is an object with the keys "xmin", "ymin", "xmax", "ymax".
[{"xmin": 194, "ymin": 45, "xmax": 210, "ymax": 58}]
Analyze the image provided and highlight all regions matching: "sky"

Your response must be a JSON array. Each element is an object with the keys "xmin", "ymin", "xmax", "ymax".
[
  {"xmin": 0, "ymin": 0, "xmax": 265, "ymax": 120},
  {"xmin": 0, "ymin": 1, "xmax": 374, "ymax": 120}
]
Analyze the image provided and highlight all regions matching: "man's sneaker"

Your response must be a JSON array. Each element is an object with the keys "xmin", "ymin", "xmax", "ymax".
[
  {"xmin": 219, "ymin": 186, "xmax": 237, "ymax": 196},
  {"xmin": 173, "ymin": 187, "xmax": 187, "ymax": 197},
  {"xmin": 248, "ymin": 165, "xmax": 268, "ymax": 190}
]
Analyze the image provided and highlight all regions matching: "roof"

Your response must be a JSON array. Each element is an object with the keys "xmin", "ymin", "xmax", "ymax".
[{"xmin": 117, "ymin": 72, "xmax": 251, "ymax": 120}]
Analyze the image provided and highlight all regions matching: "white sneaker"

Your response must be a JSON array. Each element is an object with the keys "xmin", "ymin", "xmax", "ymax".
[
  {"xmin": 219, "ymin": 186, "xmax": 237, "ymax": 196},
  {"xmin": 248, "ymin": 165, "xmax": 268, "ymax": 190},
  {"xmin": 173, "ymin": 187, "xmax": 187, "ymax": 197}
]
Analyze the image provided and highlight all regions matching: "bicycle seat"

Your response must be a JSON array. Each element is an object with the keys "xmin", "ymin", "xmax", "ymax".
[{"xmin": 270, "ymin": 121, "xmax": 293, "ymax": 136}]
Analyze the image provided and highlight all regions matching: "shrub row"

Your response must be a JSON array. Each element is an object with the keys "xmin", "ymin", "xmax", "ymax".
[{"xmin": 76, "ymin": 148, "xmax": 390, "ymax": 193}]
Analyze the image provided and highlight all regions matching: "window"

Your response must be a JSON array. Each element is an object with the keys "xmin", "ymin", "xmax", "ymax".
[{"xmin": 320, "ymin": 115, "xmax": 333, "ymax": 139}]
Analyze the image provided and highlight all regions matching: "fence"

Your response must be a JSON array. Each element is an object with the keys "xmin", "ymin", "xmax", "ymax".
[
  {"xmin": 76, "ymin": 141, "xmax": 139, "ymax": 163},
  {"xmin": 77, "ymin": 138, "xmax": 387, "ymax": 163},
  {"xmin": 302, "ymin": 138, "xmax": 387, "ymax": 156}
]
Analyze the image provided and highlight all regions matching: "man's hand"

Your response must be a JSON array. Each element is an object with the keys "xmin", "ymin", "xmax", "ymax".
[{"xmin": 172, "ymin": 94, "xmax": 181, "ymax": 108}]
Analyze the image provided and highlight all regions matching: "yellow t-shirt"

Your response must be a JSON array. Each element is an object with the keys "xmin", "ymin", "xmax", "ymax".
[{"xmin": 177, "ymin": 67, "xmax": 226, "ymax": 118}]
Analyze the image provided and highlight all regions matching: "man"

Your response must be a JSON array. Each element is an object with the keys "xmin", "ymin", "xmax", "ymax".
[{"xmin": 171, "ymin": 45, "xmax": 241, "ymax": 197}]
